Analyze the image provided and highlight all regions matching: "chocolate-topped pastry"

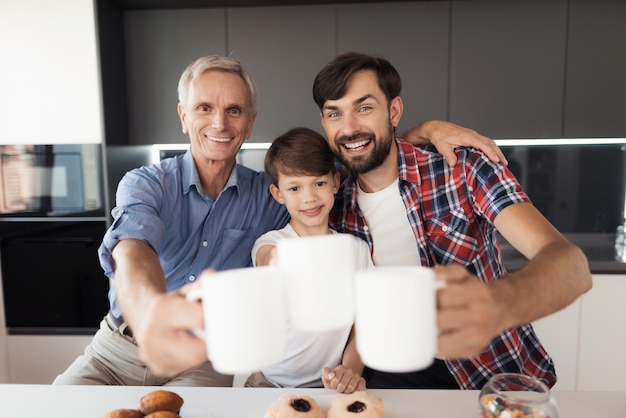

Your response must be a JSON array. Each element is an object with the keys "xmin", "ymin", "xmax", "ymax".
[
  {"xmin": 265, "ymin": 394, "xmax": 324, "ymax": 418},
  {"xmin": 327, "ymin": 391, "xmax": 384, "ymax": 418},
  {"xmin": 139, "ymin": 390, "xmax": 184, "ymax": 415}
]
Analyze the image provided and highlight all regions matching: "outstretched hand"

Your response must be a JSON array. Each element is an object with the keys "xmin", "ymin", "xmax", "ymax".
[
  {"xmin": 400, "ymin": 120, "xmax": 508, "ymax": 167},
  {"xmin": 134, "ymin": 289, "xmax": 208, "ymax": 377}
]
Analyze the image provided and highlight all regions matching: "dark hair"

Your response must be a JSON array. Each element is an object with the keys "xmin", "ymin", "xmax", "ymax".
[
  {"xmin": 312, "ymin": 51, "xmax": 402, "ymax": 110},
  {"xmin": 264, "ymin": 127, "xmax": 336, "ymax": 186}
]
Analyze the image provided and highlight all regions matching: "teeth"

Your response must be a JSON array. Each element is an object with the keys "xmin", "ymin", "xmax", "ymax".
[
  {"xmin": 344, "ymin": 139, "xmax": 370, "ymax": 149},
  {"xmin": 207, "ymin": 136, "xmax": 233, "ymax": 143}
]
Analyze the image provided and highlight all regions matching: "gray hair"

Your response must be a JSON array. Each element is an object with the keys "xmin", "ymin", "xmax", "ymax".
[{"xmin": 177, "ymin": 55, "xmax": 258, "ymax": 118}]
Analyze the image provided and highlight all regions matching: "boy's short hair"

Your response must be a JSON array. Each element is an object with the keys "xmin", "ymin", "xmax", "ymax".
[{"xmin": 264, "ymin": 127, "xmax": 336, "ymax": 186}]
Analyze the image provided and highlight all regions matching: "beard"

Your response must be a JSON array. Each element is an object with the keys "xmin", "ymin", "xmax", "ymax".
[{"xmin": 334, "ymin": 123, "xmax": 394, "ymax": 174}]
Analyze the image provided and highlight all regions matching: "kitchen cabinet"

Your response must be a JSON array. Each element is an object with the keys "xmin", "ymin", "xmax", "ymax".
[
  {"xmin": 577, "ymin": 274, "xmax": 626, "ymax": 391},
  {"xmin": 5, "ymin": 335, "xmax": 93, "ymax": 384},
  {"xmin": 562, "ymin": 0, "xmax": 626, "ymax": 137},
  {"xmin": 122, "ymin": 8, "xmax": 227, "ymax": 145},
  {"xmin": 227, "ymin": 5, "xmax": 336, "ymax": 142},
  {"xmin": 449, "ymin": 0, "xmax": 568, "ymax": 138},
  {"xmin": 0, "ymin": 0, "xmax": 102, "ymax": 145},
  {"xmin": 532, "ymin": 298, "xmax": 581, "ymax": 391},
  {"xmin": 336, "ymin": 1, "xmax": 449, "ymax": 134}
]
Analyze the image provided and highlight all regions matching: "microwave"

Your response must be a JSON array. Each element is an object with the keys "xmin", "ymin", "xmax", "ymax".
[{"xmin": 0, "ymin": 144, "xmax": 104, "ymax": 217}]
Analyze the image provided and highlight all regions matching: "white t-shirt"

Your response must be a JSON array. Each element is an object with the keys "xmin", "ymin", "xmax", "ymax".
[
  {"xmin": 251, "ymin": 224, "xmax": 373, "ymax": 387},
  {"xmin": 356, "ymin": 178, "xmax": 421, "ymax": 266}
]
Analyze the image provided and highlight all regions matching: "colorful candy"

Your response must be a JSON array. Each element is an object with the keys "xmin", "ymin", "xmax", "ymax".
[{"xmin": 479, "ymin": 394, "xmax": 553, "ymax": 418}]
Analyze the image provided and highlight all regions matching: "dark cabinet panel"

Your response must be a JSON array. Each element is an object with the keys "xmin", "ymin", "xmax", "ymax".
[
  {"xmin": 449, "ymin": 0, "xmax": 568, "ymax": 138},
  {"xmin": 1, "ymin": 221, "xmax": 110, "ymax": 334},
  {"xmin": 563, "ymin": 0, "xmax": 626, "ymax": 137}
]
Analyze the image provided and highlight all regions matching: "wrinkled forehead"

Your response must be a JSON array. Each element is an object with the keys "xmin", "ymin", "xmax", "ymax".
[{"xmin": 186, "ymin": 70, "xmax": 252, "ymax": 109}]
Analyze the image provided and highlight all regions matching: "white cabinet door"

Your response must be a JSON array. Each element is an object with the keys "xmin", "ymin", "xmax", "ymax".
[
  {"xmin": 578, "ymin": 275, "xmax": 626, "ymax": 391},
  {"xmin": 0, "ymin": 0, "xmax": 102, "ymax": 144},
  {"xmin": 7, "ymin": 335, "xmax": 93, "ymax": 384},
  {"xmin": 532, "ymin": 299, "xmax": 582, "ymax": 391}
]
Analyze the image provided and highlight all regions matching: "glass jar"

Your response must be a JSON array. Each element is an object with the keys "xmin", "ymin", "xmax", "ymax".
[{"xmin": 478, "ymin": 373, "xmax": 559, "ymax": 418}]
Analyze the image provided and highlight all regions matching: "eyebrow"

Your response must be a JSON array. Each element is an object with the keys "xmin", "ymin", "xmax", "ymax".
[{"xmin": 322, "ymin": 94, "xmax": 377, "ymax": 112}]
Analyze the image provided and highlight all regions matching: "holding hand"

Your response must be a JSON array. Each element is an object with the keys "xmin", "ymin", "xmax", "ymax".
[
  {"xmin": 322, "ymin": 365, "xmax": 366, "ymax": 393},
  {"xmin": 434, "ymin": 264, "xmax": 500, "ymax": 359},
  {"xmin": 133, "ymin": 290, "xmax": 208, "ymax": 377},
  {"xmin": 401, "ymin": 120, "xmax": 508, "ymax": 167}
]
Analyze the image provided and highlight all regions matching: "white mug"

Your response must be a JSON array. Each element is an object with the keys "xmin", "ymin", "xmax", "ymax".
[
  {"xmin": 186, "ymin": 266, "xmax": 288, "ymax": 374},
  {"xmin": 354, "ymin": 266, "xmax": 444, "ymax": 372},
  {"xmin": 276, "ymin": 234, "xmax": 356, "ymax": 332}
]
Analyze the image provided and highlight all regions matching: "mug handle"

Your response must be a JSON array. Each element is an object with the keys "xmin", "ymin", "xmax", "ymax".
[{"xmin": 185, "ymin": 287, "xmax": 207, "ymax": 340}]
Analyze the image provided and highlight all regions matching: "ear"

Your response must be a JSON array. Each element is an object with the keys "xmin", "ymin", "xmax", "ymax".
[
  {"xmin": 389, "ymin": 96, "xmax": 403, "ymax": 128},
  {"xmin": 269, "ymin": 184, "xmax": 285, "ymax": 204},
  {"xmin": 332, "ymin": 171, "xmax": 340, "ymax": 193},
  {"xmin": 177, "ymin": 103, "xmax": 188, "ymax": 134}
]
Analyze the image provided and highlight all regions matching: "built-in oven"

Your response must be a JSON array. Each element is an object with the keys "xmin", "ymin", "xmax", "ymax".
[{"xmin": 0, "ymin": 144, "xmax": 110, "ymax": 335}]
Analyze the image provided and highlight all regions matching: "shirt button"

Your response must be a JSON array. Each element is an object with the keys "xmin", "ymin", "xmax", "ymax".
[
  {"xmin": 189, "ymin": 275, "xmax": 196, "ymax": 282},
  {"xmin": 442, "ymin": 226, "xmax": 448, "ymax": 232},
  {"xmin": 202, "ymin": 241, "xmax": 208, "ymax": 247},
  {"xmin": 363, "ymin": 226, "xmax": 369, "ymax": 231}
]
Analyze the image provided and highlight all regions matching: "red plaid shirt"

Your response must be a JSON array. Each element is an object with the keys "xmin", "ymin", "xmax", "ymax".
[{"xmin": 330, "ymin": 139, "xmax": 556, "ymax": 390}]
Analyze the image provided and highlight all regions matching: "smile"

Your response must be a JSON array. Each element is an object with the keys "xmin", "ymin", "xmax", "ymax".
[
  {"xmin": 342, "ymin": 138, "xmax": 371, "ymax": 151},
  {"xmin": 206, "ymin": 135, "xmax": 233, "ymax": 143},
  {"xmin": 301, "ymin": 206, "xmax": 323, "ymax": 216}
]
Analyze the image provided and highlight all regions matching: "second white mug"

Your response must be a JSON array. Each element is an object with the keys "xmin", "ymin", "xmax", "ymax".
[{"xmin": 276, "ymin": 234, "xmax": 356, "ymax": 332}]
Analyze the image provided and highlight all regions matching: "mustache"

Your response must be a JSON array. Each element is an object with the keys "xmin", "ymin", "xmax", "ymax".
[{"xmin": 337, "ymin": 132, "xmax": 372, "ymax": 143}]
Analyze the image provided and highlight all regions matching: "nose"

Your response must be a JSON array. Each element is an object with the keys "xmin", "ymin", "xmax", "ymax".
[
  {"xmin": 302, "ymin": 187, "xmax": 317, "ymax": 203},
  {"xmin": 211, "ymin": 112, "xmax": 226, "ymax": 131},
  {"xmin": 341, "ymin": 112, "xmax": 361, "ymax": 137}
]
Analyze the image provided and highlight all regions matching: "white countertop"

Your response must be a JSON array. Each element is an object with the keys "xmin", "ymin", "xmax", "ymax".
[{"xmin": 0, "ymin": 385, "xmax": 624, "ymax": 417}]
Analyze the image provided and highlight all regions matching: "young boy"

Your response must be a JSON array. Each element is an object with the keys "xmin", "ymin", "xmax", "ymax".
[{"xmin": 245, "ymin": 127, "xmax": 373, "ymax": 393}]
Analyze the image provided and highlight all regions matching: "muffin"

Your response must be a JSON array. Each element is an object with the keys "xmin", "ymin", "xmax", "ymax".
[
  {"xmin": 139, "ymin": 390, "xmax": 184, "ymax": 415},
  {"xmin": 103, "ymin": 409, "xmax": 144, "ymax": 418}
]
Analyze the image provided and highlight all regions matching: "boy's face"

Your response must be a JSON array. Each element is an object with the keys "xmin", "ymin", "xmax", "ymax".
[{"xmin": 270, "ymin": 170, "xmax": 340, "ymax": 236}]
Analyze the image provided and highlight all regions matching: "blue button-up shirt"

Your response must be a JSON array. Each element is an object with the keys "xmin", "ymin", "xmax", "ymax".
[{"xmin": 99, "ymin": 150, "xmax": 289, "ymax": 317}]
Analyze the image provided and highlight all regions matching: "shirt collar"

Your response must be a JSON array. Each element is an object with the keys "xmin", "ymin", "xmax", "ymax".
[
  {"xmin": 396, "ymin": 139, "xmax": 422, "ymax": 186},
  {"xmin": 182, "ymin": 149, "xmax": 239, "ymax": 196}
]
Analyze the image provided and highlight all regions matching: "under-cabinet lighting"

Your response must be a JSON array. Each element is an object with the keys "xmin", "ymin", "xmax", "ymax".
[{"xmin": 495, "ymin": 138, "xmax": 626, "ymax": 146}]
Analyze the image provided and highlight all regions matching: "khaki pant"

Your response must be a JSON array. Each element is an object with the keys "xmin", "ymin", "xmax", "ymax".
[
  {"xmin": 52, "ymin": 317, "xmax": 233, "ymax": 386},
  {"xmin": 244, "ymin": 371, "xmax": 278, "ymax": 388}
]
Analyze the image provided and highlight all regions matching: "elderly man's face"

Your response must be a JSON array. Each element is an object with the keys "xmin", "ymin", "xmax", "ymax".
[{"xmin": 178, "ymin": 70, "xmax": 256, "ymax": 166}]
